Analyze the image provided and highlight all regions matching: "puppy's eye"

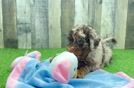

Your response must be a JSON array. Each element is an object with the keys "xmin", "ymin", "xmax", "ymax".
[
  {"xmin": 77, "ymin": 38, "xmax": 85, "ymax": 45},
  {"xmin": 74, "ymin": 68, "xmax": 77, "ymax": 71}
]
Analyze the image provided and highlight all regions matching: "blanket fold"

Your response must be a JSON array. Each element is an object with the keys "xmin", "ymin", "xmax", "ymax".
[{"xmin": 6, "ymin": 52, "xmax": 134, "ymax": 88}]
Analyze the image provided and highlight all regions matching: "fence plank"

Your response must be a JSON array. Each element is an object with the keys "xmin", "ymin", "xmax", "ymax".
[
  {"xmin": 114, "ymin": 0, "xmax": 128, "ymax": 49},
  {"xmin": 16, "ymin": 0, "xmax": 31, "ymax": 49},
  {"xmin": 0, "ymin": 0, "xmax": 133, "ymax": 49},
  {"xmin": 93, "ymin": 0, "xmax": 102, "ymax": 34},
  {"xmin": 48, "ymin": 0, "xmax": 61, "ymax": 48},
  {"xmin": 61, "ymin": 0, "xmax": 75, "ymax": 47},
  {"xmin": 88, "ymin": 0, "xmax": 95, "ymax": 26},
  {"xmin": 75, "ymin": 0, "xmax": 89, "ymax": 25},
  {"xmin": 2, "ymin": 0, "xmax": 17, "ymax": 48},
  {"xmin": 100, "ymin": 0, "xmax": 115, "ymax": 38},
  {"xmin": 0, "ymin": 0, "xmax": 3, "ymax": 48},
  {"xmin": 125, "ymin": 0, "xmax": 134, "ymax": 48},
  {"xmin": 31, "ymin": 0, "xmax": 49, "ymax": 48}
]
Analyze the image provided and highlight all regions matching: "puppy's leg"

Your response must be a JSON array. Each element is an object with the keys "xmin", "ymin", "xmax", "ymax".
[
  {"xmin": 103, "ymin": 46, "xmax": 113, "ymax": 66},
  {"xmin": 77, "ymin": 65, "xmax": 91, "ymax": 78},
  {"xmin": 77, "ymin": 59, "xmax": 96, "ymax": 78}
]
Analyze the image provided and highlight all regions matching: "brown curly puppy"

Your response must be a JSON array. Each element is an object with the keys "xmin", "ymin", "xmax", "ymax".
[{"xmin": 67, "ymin": 25, "xmax": 116, "ymax": 78}]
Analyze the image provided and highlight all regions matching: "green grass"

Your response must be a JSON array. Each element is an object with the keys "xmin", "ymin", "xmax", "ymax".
[
  {"xmin": 0, "ymin": 48, "xmax": 134, "ymax": 88},
  {"xmin": 104, "ymin": 49, "xmax": 134, "ymax": 77}
]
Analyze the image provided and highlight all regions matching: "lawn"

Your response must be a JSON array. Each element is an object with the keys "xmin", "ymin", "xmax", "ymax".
[{"xmin": 0, "ymin": 48, "xmax": 134, "ymax": 88}]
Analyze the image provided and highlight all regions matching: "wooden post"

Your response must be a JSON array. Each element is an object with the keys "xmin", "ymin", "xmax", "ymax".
[
  {"xmin": 48, "ymin": 0, "xmax": 61, "ymax": 48},
  {"xmin": 100, "ymin": 0, "xmax": 115, "ymax": 38},
  {"xmin": 74, "ymin": 0, "xmax": 89, "ymax": 25},
  {"xmin": 88, "ymin": 0, "xmax": 102, "ymax": 34},
  {"xmin": 114, "ymin": 0, "xmax": 128, "ymax": 49},
  {"xmin": 0, "ymin": 0, "xmax": 3, "ymax": 48},
  {"xmin": 88, "ymin": 0, "xmax": 95, "ymax": 26},
  {"xmin": 31, "ymin": 0, "xmax": 49, "ymax": 48},
  {"xmin": 61, "ymin": 0, "xmax": 75, "ymax": 47},
  {"xmin": 92, "ymin": 0, "xmax": 102, "ymax": 34},
  {"xmin": 16, "ymin": 0, "xmax": 31, "ymax": 49},
  {"xmin": 125, "ymin": 0, "xmax": 134, "ymax": 48},
  {"xmin": 2, "ymin": 0, "xmax": 17, "ymax": 48}
]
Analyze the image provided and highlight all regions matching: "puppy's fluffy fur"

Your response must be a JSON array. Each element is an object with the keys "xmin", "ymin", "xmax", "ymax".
[{"xmin": 67, "ymin": 25, "xmax": 116, "ymax": 78}]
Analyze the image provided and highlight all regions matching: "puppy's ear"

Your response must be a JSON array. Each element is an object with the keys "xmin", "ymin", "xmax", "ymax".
[
  {"xmin": 94, "ymin": 38, "xmax": 100, "ymax": 48},
  {"xmin": 68, "ymin": 30, "xmax": 74, "ymax": 44}
]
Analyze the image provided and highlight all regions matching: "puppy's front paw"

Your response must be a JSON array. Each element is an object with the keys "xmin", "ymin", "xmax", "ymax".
[{"xmin": 77, "ymin": 70, "xmax": 85, "ymax": 78}]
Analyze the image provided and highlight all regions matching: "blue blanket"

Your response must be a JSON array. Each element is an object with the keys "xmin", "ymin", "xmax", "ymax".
[{"xmin": 6, "ymin": 55, "xmax": 134, "ymax": 88}]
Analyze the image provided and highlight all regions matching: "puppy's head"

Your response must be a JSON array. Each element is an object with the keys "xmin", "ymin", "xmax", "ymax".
[{"xmin": 67, "ymin": 25, "xmax": 100, "ymax": 59}]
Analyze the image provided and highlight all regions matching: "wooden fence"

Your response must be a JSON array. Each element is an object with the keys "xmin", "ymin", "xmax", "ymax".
[{"xmin": 0, "ymin": 0, "xmax": 133, "ymax": 49}]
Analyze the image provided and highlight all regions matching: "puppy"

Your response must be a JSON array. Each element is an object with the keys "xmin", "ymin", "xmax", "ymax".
[{"xmin": 67, "ymin": 25, "xmax": 116, "ymax": 78}]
